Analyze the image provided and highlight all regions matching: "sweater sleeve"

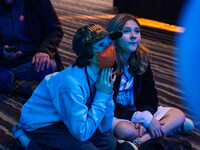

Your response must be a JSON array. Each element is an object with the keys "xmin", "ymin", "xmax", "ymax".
[
  {"xmin": 131, "ymin": 110, "xmax": 153, "ymax": 127},
  {"xmin": 58, "ymin": 83, "xmax": 111, "ymax": 142},
  {"xmin": 98, "ymin": 94, "xmax": 115, "ymax": 133}
]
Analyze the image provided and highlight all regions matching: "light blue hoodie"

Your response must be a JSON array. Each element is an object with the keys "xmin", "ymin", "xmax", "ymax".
[{"xmin": 20, "ymin": 65, "xmax": 115, "ymax": 142}]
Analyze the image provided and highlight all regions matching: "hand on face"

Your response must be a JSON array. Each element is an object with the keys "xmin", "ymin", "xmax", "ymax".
[
  {"xmin": 95, "ymin": 68, "xmax": 116, "ymax": 95},
  {"xmin": 32, "ymin": 52, "xmax": 50, "ymax": 72}
]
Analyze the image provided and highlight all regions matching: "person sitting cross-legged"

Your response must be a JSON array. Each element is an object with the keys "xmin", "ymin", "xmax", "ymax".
[{"xmin": 106, "ymin": 13, "xmax": 195, "ymax": 150}]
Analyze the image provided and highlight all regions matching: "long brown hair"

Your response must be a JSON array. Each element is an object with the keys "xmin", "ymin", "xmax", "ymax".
[{"xmin": 107, "ymin": 14, "xmax": 151, "ymax": 75}]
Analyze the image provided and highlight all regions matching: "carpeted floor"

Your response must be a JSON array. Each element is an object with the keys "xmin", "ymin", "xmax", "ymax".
[{"xmin": 0, "ymin": 0, "xmax": 199, "ymax": 149}]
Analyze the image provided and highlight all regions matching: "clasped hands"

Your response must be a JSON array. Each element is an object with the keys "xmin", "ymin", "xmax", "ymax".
[{"xmin": 135, "ymin": 117, "xmax": 165, "ymax": 138}]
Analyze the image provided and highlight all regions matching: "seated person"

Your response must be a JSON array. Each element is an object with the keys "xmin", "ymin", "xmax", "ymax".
[
  {"xmin": 106, "ymin": 14, "xmax": 195, "ymax": 149},
  {"xmin": 0, "ymin": 0, "xmax": 63, "ymax": 98},
  {"xmin": 12, "ymin": 23, "xmax": 131, "ymax": 150}
]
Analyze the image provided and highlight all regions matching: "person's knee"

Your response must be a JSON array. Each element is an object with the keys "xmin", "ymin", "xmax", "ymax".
[
  {"xmin": 0, "ymin": 68, "xmax": 14, "ymax": 91},
  {"xmin": 34, "ymin": 59, "xmax": 57, "ymax": 80},
  {"xmin": 27, "ymin": 140, "xmax": 42, "ymax": 150},
  {"xmin": 105, "ymin": 134, "xmax": 117, "ymax": 150},
  {"xmin": 161, "ymin": 108, "xmax": 186, "ymax": 136},
  {"xmin": 73, "ymin": 142, "xmax": 97, "ymax": 150},
  {"xmin": 48, "ymin": 59, "xmax": 57, "ymax": 73},
  {"xmin": 170, "ymin": 108, "xmax": 186, "ymax": 123},
  {"xmin": 114, "ymin": 121, "xmax": 138, "ymax": 140},
  {"xmin": 8, "ymin": 70, "xmax": 15, "ymax": 91}
]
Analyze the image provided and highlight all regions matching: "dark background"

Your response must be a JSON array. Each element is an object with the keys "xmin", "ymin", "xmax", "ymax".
[{"xmin": 114, "ymin": 0, "xmax": 185, "ymax": 25}]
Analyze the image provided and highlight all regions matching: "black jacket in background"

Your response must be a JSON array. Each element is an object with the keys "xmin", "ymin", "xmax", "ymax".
[
  {"xmin": 25, "ymin": 0, "xmax": 64, "ymax": 70},
  {"xmin": 0, "ymin": 0, "xmax": 64, "ymax": 70}
]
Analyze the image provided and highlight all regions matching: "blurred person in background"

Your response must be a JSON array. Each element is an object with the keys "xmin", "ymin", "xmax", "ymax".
[
  {"xmin": 0, "ymin": 0, "xmax": 63, "ymax": 98},
  {"xmin": 176, "ymin": 0, "xmax": 200, "ymax": 123}
]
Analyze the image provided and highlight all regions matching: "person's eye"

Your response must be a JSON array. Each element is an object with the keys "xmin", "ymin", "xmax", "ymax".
[
  {"xmin": 135, "ymin": 28, "xmax": 140, "ymax": 33},
  {"xmin": 108, "ymin": 41, "xmax": 113, "ymax": 46},
  {"xmin": 122, "ymin": 29, "xmax": 129, "ymax": 33},
  {"xmin": 98, "ymin": 43, "xmax": 104, "ymax": 47}
]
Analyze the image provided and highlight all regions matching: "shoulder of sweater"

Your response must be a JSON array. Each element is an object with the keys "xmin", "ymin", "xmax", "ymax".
[{"xmin": 48, "ymin": 66, "xmax": 86, "ymax": 86}]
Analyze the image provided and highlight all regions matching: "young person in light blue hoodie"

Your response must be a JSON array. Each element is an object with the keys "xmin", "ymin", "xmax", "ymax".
[{"xmin": 12, "ymin": 23, "xmax": 134, "ymax": 150}]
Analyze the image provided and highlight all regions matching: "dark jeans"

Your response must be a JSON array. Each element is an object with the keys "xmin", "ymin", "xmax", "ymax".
[
  {"xmin": 25, "ymin": 122, "xmax": 117, "ymax": 150},
  {"xmin": 0, "ymin": 56, "xmax": 57, "ymax": 91}
]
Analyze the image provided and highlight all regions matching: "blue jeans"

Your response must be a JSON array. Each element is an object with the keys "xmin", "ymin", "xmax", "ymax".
[
  {"xmin": 0, "ymin": 56, "xmax": 57, "ymax": 92},
  {"xmin": 25, "ymin": 122, "xmax": 117, "ymax": 150},
  {"xmin": 0, "ymin": 67, "xmax": 14, "ymax": 92}
]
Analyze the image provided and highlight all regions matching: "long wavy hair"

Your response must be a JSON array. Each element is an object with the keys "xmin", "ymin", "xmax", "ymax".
[{"xmin": 107, "ymin": 14, "xmax": 151, "ymax": 75}]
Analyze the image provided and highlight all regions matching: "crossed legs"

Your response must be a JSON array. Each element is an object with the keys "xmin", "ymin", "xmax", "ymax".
[{"xmin": 113, "ymin": 107, "xmax": 185, "ymax": 143}]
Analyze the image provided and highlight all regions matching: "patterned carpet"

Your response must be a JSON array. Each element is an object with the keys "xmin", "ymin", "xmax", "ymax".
[{"xmin": 0, "ymin": 0, "xmax": 199, "ymax": 149}]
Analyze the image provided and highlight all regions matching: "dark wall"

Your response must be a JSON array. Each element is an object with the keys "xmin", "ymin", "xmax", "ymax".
[{"xmin": 114, "ymin": 0, "xmax": 185, "ymax": 25}]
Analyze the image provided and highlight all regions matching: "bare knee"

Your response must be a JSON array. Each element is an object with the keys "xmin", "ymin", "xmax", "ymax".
[
  {"xmin": 169, "ymin": 108, "xmax": 186, "ymax": 124},
  {"xmin": 113, "ymin": 121, "xmax": 138, "ymax": 140},
  {"xmin": 161, "ymin": 108, "xmax": 186, "ymax": 136}
]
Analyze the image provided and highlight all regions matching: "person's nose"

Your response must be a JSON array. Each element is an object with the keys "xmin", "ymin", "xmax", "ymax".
[{"xmin": 130, "ymin": 32, "xmax": 137, "ymax": 40}]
